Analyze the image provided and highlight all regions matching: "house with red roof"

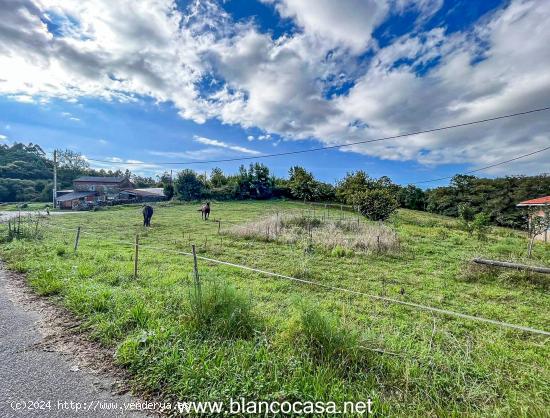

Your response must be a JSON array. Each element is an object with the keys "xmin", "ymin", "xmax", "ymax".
[{"xmin": 517, "ymin": 196, "xmax": 550, "ymax": 242}]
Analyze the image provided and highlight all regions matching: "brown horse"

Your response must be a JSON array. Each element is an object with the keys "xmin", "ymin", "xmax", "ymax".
[{"xmin": 198, "ymin": 202, "xmax": 210, "ymax": 220}]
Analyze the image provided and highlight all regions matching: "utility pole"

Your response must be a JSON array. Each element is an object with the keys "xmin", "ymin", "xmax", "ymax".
[
  {"xmin": 170, "ymin": 169, "xmax": 173, "ymax": 187},
  {"xmin": 53, "ymin": 150, "xmax": 57, "ymax": 208}
]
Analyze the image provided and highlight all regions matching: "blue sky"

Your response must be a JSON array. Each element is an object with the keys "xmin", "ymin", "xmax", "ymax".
[{"xmin": 1, "ymin": 0, "xmax": 549, "ymax": 186}]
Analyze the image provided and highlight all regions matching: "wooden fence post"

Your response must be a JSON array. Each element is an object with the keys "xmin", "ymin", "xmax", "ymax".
[
  {"xmin": 192, "ymin": 244, "xmax": 202, "ymax": 311},
  {"xmin": 218, "ymin": 220, "xmax": 221, "ymax": 234},
  {"xmin": 73, "ymin": 226, "xmax": 81, "ymax": 253},
  {"xmin": 134, "ymin": 234, "xmax": 139, "ymax": 278}
]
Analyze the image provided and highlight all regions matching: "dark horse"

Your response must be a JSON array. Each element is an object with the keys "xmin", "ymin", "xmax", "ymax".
[
  {"xmin": 142, "ymin": 205, "xmax": 154, "ymax": 227},
  {"xmin": 198, "ymin": 202, "xmax": 210, "ymax": 220}
]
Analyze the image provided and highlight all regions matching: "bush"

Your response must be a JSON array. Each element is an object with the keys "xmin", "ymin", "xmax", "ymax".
[
  {"xmin": 188, "ymin": 281, "xmax": 258, "ymax": 340},
  {"xmin": 357, "ymin": 189, "xmax": 398, "ymax": 221},
  {"xmin": 458, "ymin": 203, "xmax": 475, "ymax": 234},
  {"xmin": 472, "ymin": 212, "xmax": 491, "ymax": 241}
]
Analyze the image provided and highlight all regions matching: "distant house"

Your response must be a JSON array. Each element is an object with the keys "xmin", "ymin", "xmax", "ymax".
[
  {"xmin": 56, "ymin": 176, "xmax": 164, "ymax": 209},
  {"xmin": 517, "ymin": 196, "xmax": 550, "ymax": 242}
]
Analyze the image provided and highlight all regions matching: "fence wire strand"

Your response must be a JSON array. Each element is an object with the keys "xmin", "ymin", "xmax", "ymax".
[{"xmin": 33, "ymin": 220, "xmax": 550, "ymax": 337}]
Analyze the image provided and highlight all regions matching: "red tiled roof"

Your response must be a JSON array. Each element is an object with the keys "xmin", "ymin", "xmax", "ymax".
[{"xmin": 517, "ymin": 196, "xmax": 550, "ymax": 206}]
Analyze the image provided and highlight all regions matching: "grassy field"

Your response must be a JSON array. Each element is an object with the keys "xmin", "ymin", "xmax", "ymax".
[{"xmin": 0, "ymin": 200, "xmax": 548, "ymax": 416}]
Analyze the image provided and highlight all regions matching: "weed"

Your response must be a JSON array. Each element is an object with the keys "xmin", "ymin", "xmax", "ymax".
[
  {"xmin": 289, "ymin": 303, "xmax": 365, "ymax": 372},
  {"xmin": 188, "ymin": 280, "xmax": 259, "ymax": 340}
]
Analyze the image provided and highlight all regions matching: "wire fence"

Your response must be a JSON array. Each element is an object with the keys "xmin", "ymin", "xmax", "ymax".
[{"xmin": 4, "ymin": 215, "xmax": 549, "ymax": 337}]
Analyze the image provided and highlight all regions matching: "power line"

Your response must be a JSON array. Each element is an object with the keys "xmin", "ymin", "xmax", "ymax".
[
  {"xmin": 412, "ymin": 145, "xmax": 550, "ymax": 184},
  {"xmin": 85, "ymin": 106, "xmax": 550, "ymax": 166}
]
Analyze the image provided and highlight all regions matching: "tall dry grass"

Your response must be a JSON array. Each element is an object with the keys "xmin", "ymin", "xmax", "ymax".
[{"xmin": 225, "ymin": 211, "xmax": 399, "ymax": 254}]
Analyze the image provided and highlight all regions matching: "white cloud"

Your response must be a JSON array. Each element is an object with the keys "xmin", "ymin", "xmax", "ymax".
[
  {"xmin": 0, "ymin": 134, "xmax": 7, "ymax": 140},
  {"xmin": 194, "ymin": 135, "xmax": 262, "ymax": 155},
  {"xmin": 7, "ymin": 94, "xmax": 35, "ymax": 103},
  {"xmin": 149, "ymin": 148, "xmax": 235, "ymax": 160},
  {"xmin": 265, "ymin": 0, "xmax": 389, "ymax": 52},
  {"xmin": 0, "ymin": 0, "xmax": 549, "ymax": 176}
]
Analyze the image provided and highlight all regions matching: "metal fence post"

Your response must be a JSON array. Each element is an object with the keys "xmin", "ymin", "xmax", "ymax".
[
  {"xmin": 192, "ymin": 244, "xmax": 202, "ymax": 312},
  {"xmin": 134, "ymin": 234, "xmax": 139, "ymax": 278},
  {"xmin": 74, "ymin": 226, "xmax": 81, "ymax": 253}
]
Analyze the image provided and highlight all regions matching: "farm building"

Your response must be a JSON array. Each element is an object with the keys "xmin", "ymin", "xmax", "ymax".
[
  {"xmin": 56, "ymin": 191, "xmax": 98, "ymax": 209},
  {"xmin": 56, "ymin": 176, "xmax": 165, "ymax": 209},
  {"xmin": 73, "ymin": 176, "xmax": 134, "ymax": 196},
  {"xmin": 517, "ymin": 195, "xmax": 550, "ymax": 242},
  {"xmin": 118, "ymin": 187, "xmax": 165, "ymax": 202}
]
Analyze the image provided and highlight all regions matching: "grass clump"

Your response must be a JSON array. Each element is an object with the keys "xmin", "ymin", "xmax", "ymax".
[
  {"xmin": 289, "ymin": 303, "xmax": 365, "ymax": 371},
  {"xmin": 29, "ymin": 268, "xmax": 65, "ymax": 296},
  {"xmin": 188, "ymin": 280, "xmax": 259, "ymax": 340}
]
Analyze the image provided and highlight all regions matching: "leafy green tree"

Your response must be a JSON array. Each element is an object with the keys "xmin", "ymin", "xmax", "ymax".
[
  {"xmin": 315, "ymin": 181, "xmax": 336, "ymax": 201},
  {"xmin": 357, "ymin": 189, "xmax": 398, "ymax": 221},
  {"xmin": 56, "ymin": 149, "xmax": 90, "ymax": 187},
  {"xmin": 458, "ymin": 203, "xmax": 476, "ymax": 234},
  {"xmin": 398, "ymin": 185, "xmax": 426, "ymax": 210},
  {"xmin": 249, "ymin": 163, "xmax": 273, "ymax": 199},
  {"xmin": 174, "ymin": 169, "xmax": 203, "ymax": 201},
  {"xmin": 210, "ymin": 167, "xmax": 227, "ymax": 188},
  {"xmin": 288, "ymin": 166, "xmax": 317, "ymax": 201},
  {"xmin": 234, "ymin": 165, "xmax": 252, "ymax": 199},
  {"xmin": 163, "ymin": 183, "xmax": 175, "ymax": 200},
  {"xmin": 336, "ymin": 171, "xmax": 372, "ymax": 205}
]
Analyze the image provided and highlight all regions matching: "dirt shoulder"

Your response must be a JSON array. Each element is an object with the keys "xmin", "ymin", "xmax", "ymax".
[{"xmin": 0, "ymin": 263, "xmax": 156, "ymax": 417}]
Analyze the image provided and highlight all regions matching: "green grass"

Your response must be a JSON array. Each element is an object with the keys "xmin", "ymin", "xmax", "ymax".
[{"xmin": 1, "ymin": 200, "xmax": 549, "ymax": 416}]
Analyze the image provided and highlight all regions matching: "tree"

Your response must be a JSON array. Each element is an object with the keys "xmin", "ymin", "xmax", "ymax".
[
  {"xmin": 398, "ymin": 185, "xmax": 426, "ymax": 210},
  {"xmin": 210, "ymin": 167, "xmax": 227, "ymax": 188},
  {"xmin": 174, "ymin": 169, "xmax": 203, "ymax": 201},
  {"xmin": 357, "ymin": 189, "xmax": 398, "ymax": 221},
  {"xmin": 234, "ymin": 165, "xmax": 252, "ymax": 199},
  {"xmin": 132, "ymin": 175, "xmax": 156, "ymax": 188},
  {"xmin": 288, "ymin": 166, "xmax": 317, "ymax": 201},
  {"xmin": 526, "ymin": 208, "xmax": 550, "ymax": 257},
  {"xmin": 163, "ymin": 183, "xmax": 175, "ymax": 200},
  {"xmin": 336, "ymin": 171, "xmax": 372, "ymax": 205},
  {"xmin": 458, "ymin": 203, "xmax": 476, "ymax": 234},
  {"xmin": 249, "ymin": 163, "xmax": 273, "ymax": 199}
]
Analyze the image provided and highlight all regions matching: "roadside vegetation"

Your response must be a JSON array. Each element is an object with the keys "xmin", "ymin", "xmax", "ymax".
[{"xmin": 0, "ymin": 201, "xmax": 548, "ymax": 416}]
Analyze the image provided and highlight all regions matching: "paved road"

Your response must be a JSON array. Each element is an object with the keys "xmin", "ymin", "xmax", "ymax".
[{"xmin": 0, "ymin": 266, "xmax": 150, "ymax": 418}]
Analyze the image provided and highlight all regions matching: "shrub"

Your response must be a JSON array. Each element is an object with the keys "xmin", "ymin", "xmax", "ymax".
[
  {"xmin": 357, "ymin": 189, "xmax": 398, "ymax": 221},
  {"xmin": 188, "ymin": 281, "xmax": 258, "ymax": 340},
  {"xmin": 458, "ymin": 203, "xmax": 475, "ymax": 234},
  {"xmin": 472, "ymin": 212, "xmax": 491, "ymax": 241}
]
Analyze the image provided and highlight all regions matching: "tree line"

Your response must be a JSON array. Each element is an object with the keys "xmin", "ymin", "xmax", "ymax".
[{"xmin": 1, "ymin": 142, "xmax": 548, "ymax": 228}]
